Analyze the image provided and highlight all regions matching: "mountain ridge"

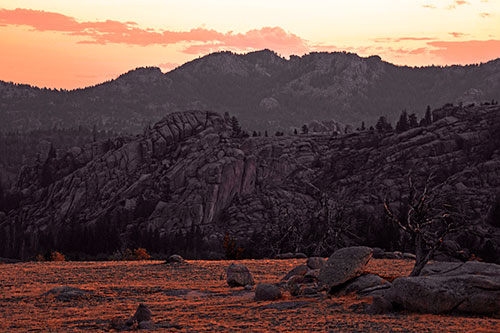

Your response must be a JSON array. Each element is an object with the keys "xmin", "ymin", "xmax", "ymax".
[{"xmin": 1, "ymin": 50, "xmax": 500, "ymax": 133}]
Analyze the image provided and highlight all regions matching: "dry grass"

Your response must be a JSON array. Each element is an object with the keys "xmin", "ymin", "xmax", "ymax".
[{"xmin": 0, "ymin": 259, "xmax": 499, "ymax": 331}]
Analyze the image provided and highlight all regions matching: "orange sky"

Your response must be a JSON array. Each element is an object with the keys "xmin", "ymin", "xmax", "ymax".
[{"xmin": 1, "ymin": 0, "xmax": 499, "ymax": 89}]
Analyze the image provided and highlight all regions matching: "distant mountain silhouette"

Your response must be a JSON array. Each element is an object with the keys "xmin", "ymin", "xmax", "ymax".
[{"xmin": 1, "ymin": 50, "xmax": 500, "ymax": 133}]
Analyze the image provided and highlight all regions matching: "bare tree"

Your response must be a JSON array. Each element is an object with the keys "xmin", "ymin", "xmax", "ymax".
[
  {"xmin": 266, "ymin": 187, "xmax": 359, "ymax": 257},
  {"xmin": 310, "ymin": 189, "xmax": 359, "ymax": 256},
  {"xmin": 384, "ymin": 174, "xmax": 465, "ymax": 276}
]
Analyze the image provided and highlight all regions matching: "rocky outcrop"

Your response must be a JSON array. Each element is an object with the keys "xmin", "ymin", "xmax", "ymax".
[{"xmin": 2, "ymin": 104, "xmax": 500, "ymax": 260}]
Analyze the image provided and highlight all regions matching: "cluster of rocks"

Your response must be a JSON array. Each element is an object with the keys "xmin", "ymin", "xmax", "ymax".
[{"xmin": 225, "ymin": 246, "xmax": 500, "ymax": 317}]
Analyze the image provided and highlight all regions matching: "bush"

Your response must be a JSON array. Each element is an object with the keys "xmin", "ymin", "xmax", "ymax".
[
  {"xmin": 50, "ymin": 251, "xmax": 66, "ymax": 262},
  {"xmin": 223, "ymin": 234, "xmax": 244, "ymax": 260},
  {"xmin": 110, "ymin": 248, "xmax": 151, "ymax": 260},
  {"xmin": 133, "ymin": 248, "xmax": 151, "ymax": 260}
]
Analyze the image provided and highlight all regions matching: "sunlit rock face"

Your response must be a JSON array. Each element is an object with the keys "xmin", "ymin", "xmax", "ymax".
[{"xmin": 2, "ymin": 104, "xmax": 500, "ymax": 260}]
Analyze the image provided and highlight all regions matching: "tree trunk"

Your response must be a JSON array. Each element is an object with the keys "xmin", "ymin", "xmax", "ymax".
[
  {"xmin": 410, "ymin": 234, "xmax": 428, "ymax": 276},
  {"xmin": 410, "ymin": 234, "xmax": 439, "ymax": 276}
]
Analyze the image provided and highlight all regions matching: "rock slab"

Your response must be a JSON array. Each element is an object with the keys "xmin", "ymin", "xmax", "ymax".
[
  {"xmin": 318, "ymin": 246, "xmax": 373, "ymax": 292},
  {"xmin": 387, "ymin": 274, "xmax": 500, "ymax": 315}
]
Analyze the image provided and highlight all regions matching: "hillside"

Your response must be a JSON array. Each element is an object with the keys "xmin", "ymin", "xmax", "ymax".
[
  {"xmin": 1, "ymin": 105, "xmax": 500, "ymax": 261},
  {"xmin": 1, "ymin": 50, "xmax": 500, "ymax": 133}
]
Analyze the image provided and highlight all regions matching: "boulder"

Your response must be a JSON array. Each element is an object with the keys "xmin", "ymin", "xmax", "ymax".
[
  {"xmin": 138, "ymin": 320, "xmax": 155, "ymax": 330},
  {"xmin": 318, "ymin": 246, "xmax": 373, "ymax": 292},
  {"xmin": 387, "ymin": 274, "xmax": 500, "ymax": 314},
  {"xmin": 421, "ymin": 261, "xmax": 500, "ymax": 277},
  {"xmin": 382, "ymin": 251, "xmax": 403, "ymax": 259},
  {"xmin": 304, "ymin": 269, "xmax": 320, "ymax": 279},
  {"xmin": 276, "ymin": 253, "xmax": 294, "ymax": 259},
  {"xmin": 372, "ymin": 248, "xmax": 385, "ymax": 259},
  {"xmin": 403, "ymin": 253, "xmax": 416, "ymax": 260},
  {"xmin": 166, "ymin": 254, "xmax": 186, "ymax": 264},
  {"xmin": 297, "ymin": 284, "xmax": 319, "ymax": 296},
  {"xmin": 287, "ymin": 275, "xmax": 306, "ymax": 296},
  {"xmin": 275, "ymin": 252, "xmax": 307, "ymax": 259},
  {"xmin": 42, "ymin": 286, "xmax": 93, "ymax": 301},
  {"xmin": 226, "ymin": 263, "xmax": 255, "ymax": 287},
  {"xmin": 306, "ymin": 257, "xmax": 326, "ymax": 270},
  {"xmin": 337, "ymin": 274, "xmax": 387, "ymax": 296},
  {"xmin": 254, "ymin": 283, "xmax": 282, "ymax": 301},
  {"xmin": 366, "ymin": 296, "xmax": 393, "ymax": 314},
  {"xmin": 281, "ymin": 265, "xmax": 309, "ymax": 281},
  {"xmin": 134, "ymin": 303, "xmax": 153, "ymax": 323}
]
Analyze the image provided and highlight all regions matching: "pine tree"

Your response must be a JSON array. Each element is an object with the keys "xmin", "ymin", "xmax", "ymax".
[
  {"xmin": 425, "ymin": 105, "xmax": 432, "ymax": 125},
  {"xmin": 230, "ymin": 116, "xmax": 242, "ymax": 137},
  {"xmin": 301, "ymin": 124, "xmax": 309, "ymax": 134},
  {"xmin": 396, "ymin": 111, "xmax": 409, "ymax": 132},
  {"xmin": 408, "ymin": 113, "xmax": 419, "ymax": 128},
  {"xmin": 375, "ymin": 116, "xmax": 391, "ymax": 132},
  {"xmin": 361, "ymin": 121, "xmax": 366, "ymax": 131}
]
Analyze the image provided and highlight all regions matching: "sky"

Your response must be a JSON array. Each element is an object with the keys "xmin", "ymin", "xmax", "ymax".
[{"xmin": 0, "ymin": 0, "xmax": 499, "ymax": 89}]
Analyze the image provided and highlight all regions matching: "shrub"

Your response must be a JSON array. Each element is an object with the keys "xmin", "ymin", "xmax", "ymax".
[
  {"xmin": 50, "ymin": 251, "xmax": 66, "ymax": 262},
  {"xmin": 133, "ymin": 248, "xmax": 151, "ymax": 260},
  {"xmin": 113, "ymin": 248, "xmax": 151, "ymax": 260},
  {"xmin": 223, "ymin": 234, "xmax": 244, "ymax": 260}
]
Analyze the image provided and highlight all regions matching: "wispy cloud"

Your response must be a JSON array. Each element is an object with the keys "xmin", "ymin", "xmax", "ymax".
[
  {"xmin": 181, "ymin": 27, "xmax": 309, "ymax": 55},
  {"xmin": 373, "ymin": 37, "xmax": 435, "ymax": 43},
  {"xmin": 479, "ymin": 12, "xmax": 492, "ymax": 18},
  {"xmin": 0, "ymin": 8, "xmax": 309, "ymax": 55},
  {"xmin": 449, "ymin": 32, "xmax": 467, "ymax": 38},
  {"xmin": 446, "ymin": 0, "xmax": 470, "ymax": 10}
]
